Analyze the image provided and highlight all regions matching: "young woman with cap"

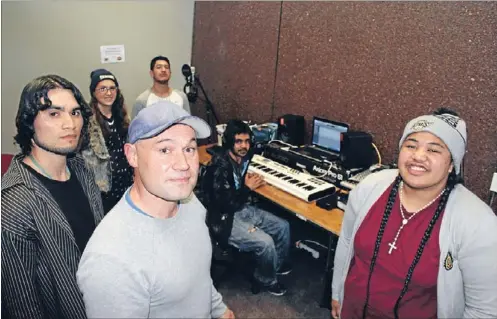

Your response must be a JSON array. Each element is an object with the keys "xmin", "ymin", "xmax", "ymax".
[
  {"xmin": 331, "ymin": 108, "xmax": 497, "ymax": 319},
  {"xmin": 82, "ymin": 69, "xmax": 133, "ymax": 213}
]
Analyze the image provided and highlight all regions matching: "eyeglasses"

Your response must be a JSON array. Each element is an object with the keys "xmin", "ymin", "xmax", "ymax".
[{"xmin": 96, "ymin": 86, "xmax": 117, "ymax": 94}]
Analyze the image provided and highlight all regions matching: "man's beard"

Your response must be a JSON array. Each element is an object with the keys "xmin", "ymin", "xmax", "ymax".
[
  {"xmin": 33, "ymin": 134, "xmax": 79, "ymax": 156},
  {"xmin": 234, "ymin": 148, "xmax": 248, "ymax": 158},
  {"xmin": 154, "ymin": 77, "xmax": 169, "ymax": 85}
]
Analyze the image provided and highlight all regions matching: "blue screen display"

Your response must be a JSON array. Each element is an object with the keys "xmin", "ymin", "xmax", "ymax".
[{"xmin": 312, "ymin": 118, "xmax": 349, "ymax": 152}]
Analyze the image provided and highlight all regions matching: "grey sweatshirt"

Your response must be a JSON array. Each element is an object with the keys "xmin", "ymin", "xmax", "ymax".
[
  {"xmin": 332, "ymin": 169, "xmax": 497, "ymax": 318},
  {"xmin": 77, "ymin": 191, "xmax": 227, "ymax": 318},
  {"xmin": 132, "ymin": 88, "xmax": 191, "ymax": 119}
]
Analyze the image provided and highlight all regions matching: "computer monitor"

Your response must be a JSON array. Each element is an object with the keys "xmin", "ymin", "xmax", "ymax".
[{"xmin": 311, "ymin": 117, "xmax": 350, "ymax": 153}]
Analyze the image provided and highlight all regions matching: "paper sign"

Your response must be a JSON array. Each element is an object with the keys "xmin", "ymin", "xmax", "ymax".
[
  {"xmin": 100, "ymin": 45, "xmax": 125, "ymax": 64},
  {"xmin": 490, "ymin": 173, "xmax": 497, "ymax": 192}
]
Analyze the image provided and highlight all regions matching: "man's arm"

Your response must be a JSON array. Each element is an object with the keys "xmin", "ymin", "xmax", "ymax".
[
  {"xmin": 77, "ymin": 253, "xmax": 150, "ymax": 318},
  {"xmin": 178, "ymin": 91, "xmax": 191, "ymax": 114},
  {"xmin": 1, "ymin": 230, "xmax": 46, "ymax": 319},
  {"xmin": 210, "ymin": 281, "xmax": 228, "ymax": 318},
  {"xmin": 131, "ymin": 90, "xmax": 150, "ymax": 120},
  {"xmin": 131, "ymin": 99, "xmax": 147, "ymax": 120}
]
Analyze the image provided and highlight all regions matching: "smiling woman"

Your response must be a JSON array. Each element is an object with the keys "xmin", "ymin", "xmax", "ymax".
[
  {"xmin": 398, "ymin": 131, "xmax": 454, "ymax": 193},
  {"xmin": 331, "ymin": 108, "xmax": 497, "ymax": 319},
  {"xmin": 81, "ymin": 69, "xmax": 133, "ymax": 214}
]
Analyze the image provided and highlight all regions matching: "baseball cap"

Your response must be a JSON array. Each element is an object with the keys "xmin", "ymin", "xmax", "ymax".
[{"xmin": 128, "ymin": 101, "xmax": 211, "ymax": 144}]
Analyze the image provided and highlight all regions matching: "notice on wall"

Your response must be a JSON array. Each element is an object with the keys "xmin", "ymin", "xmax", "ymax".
[
  {"xmin": 491, "ymin": 173, "xmax": 497, "ymax": 192},
  {"xmin": 100, "ymin": 45, "xmax": 125, "ymax": 64}
]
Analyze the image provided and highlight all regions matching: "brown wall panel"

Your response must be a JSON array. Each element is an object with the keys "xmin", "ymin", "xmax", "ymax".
[
  {"xmin": 273, "ymin": 1, "xmax": 496, "ymax": 200},
  {"xmin": 192, "ymin": 1, "xmax": 497, "ymax": 200},
  {"xmin": 191, "ymin": 1, "xmax": 281, "ymax": 127}
]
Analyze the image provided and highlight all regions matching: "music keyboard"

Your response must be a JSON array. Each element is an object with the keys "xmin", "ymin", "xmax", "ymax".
[
  {"xmin": 339, "ymin": 165, "xmax": 388, "ymax": 190},
  {"xmin": 248, "ymin": 155, "xmax": 336, "ymax": 202}
]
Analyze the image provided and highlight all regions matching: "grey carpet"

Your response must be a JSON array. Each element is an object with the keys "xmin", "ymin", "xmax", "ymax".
[{"xmin": 216, "ymin": 241, "xmax": 333, "ymax": 318}]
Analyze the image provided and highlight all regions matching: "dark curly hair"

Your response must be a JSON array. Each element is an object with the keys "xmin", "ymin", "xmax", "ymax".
[
  {"xmin": 14, "ymin": 74, "xmax": 93, "ymax": 155},
  {"xmin": 90, "ymin": 88, "xmax": 130, "ymax": 138},
  {"xmin": 433, "ymin": 106, "xmax": 459, "ymax": 117},
  {"xmin": 222, "ymin": 119, "xmax": 254, "ymax": 151}
]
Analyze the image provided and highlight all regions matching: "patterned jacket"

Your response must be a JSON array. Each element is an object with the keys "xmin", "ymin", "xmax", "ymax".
[
  {"xmin": 81, "ymin": 115, "xmax": 111, "ymax": 192},
  {"xmin": 1, "ymin": 154, "xmax": 104, "ymax": 319}
]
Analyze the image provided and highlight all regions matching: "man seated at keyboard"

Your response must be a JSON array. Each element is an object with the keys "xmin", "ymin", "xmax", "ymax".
[{"xmin": 202, "ymin": 119, "xmax": 292, "ymax": 296}]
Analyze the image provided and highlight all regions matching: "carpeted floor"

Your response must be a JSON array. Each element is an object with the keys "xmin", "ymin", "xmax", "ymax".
[
  {"xmin": 216, "ymin": 247, "xmax": 332, "ymax": 318},
  {"xmin": 214, "ymin": 199, "xmax": 334, "ymax": 318}
]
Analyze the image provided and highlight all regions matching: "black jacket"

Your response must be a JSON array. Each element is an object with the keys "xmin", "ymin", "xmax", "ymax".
[
  {"xmin": 1, "ymin": 155, "xmax": 104, "ymax": 319},
  {"xmin": 201, "ymin": 148, "xmax": 252, "ymax": 247}
]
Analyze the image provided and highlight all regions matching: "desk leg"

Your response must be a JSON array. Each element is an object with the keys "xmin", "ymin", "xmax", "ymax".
[{"xmin": 320, "ymin": 233, "xmax": 338, "ymax": 309}]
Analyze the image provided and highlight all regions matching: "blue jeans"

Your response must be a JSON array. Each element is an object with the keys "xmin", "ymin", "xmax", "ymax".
[{"xmin": 228, "ymin": 205, "xmax": 291, "ymax": 285}]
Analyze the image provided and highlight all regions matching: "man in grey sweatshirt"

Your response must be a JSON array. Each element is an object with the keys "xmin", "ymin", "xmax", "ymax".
[{"xmin": 77, "ymin": 101, "xmax": 234, "ymax": 318}]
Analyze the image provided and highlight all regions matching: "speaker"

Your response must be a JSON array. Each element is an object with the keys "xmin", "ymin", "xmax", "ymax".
[
  {"xmin": 276, "ymin": 114, "xmax": 305, "ymax": 146},
  {"xmin": 340, "ymin": 131, "xmax": 374, "ymax": 169}
]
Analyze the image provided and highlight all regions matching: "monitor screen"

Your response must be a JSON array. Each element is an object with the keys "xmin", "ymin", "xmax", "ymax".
[{"xmin": 312, "ymin": 117, "xmax": 349, "ymax": 152}]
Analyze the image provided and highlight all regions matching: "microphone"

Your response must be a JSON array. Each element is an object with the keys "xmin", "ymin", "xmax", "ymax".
[
  {"xmin": 181, "ymin": 64, "xmax": 198, "ymax": 103},
  {"xmin": 181, "ymin": 64, "xmax": 192, "ymax": 80}
]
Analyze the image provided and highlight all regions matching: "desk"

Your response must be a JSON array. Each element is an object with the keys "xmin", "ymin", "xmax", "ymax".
[
  {"xmin": 198, "ymin": 145, "xmax": 344, "ymax": 235},
  {"xmin": 198, "ymin": 145, "xmax": 343, "ymax": 307}
]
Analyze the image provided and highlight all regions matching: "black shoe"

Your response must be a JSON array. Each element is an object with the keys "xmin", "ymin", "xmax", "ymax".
[
  {"xmin": 277, "ymin": 263, "xmax": 293, "ymax": 275},
  {"xmin": 266, "ymin": 282, "xmax": 287, "ymax": 296}
]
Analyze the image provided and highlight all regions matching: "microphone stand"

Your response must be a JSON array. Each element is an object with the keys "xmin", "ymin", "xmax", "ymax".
[{"xmin": 193, "ymin": 75, "xmax": 220, "ymax": 144}]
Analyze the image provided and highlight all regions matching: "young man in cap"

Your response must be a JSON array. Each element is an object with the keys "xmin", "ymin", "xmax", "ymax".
[
  {"xmin": 77, "ymin": 101, "xmax": 234, "ymax": 318},
  {"xmin": 331, "ymin": 108, "xmax": 497, "ymax": 319},
  {"xmin": 2, "ymin": 75, "xmax": 104, "ymax": 318},
  {"xmin": 132, "ymin": 55, "xmax": 191, "ymax": 119}
]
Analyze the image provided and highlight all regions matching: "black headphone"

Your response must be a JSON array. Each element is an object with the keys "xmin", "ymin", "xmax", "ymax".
[{"xmin": 222, "ymin": 119, "xmax": 255, "ymax": 150}]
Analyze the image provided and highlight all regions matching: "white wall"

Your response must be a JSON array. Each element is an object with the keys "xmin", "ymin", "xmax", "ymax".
[{"xmin": 1, "ymin": 0, "xmax": 194, "ymax": 154}]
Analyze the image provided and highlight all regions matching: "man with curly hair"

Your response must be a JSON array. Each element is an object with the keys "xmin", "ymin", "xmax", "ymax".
[{"xmin": 1, "ymin": 75, "xmax": 105, "ymax": 319}]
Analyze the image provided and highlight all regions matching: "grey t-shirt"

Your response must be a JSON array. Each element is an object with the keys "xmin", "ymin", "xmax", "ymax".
[{"xmin": 77, "ymin": 190, "xmax": 227, "ymax": 318}]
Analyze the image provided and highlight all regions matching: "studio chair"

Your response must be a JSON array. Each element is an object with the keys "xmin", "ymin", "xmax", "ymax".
[
  {"xmin": 195, "ymin": 162, "xmax": 260, "ymax": 294},
  {"xmin": 208, "ymin": 213, "xmax": 261, "ymax": 295},
  {"xmin": 1, "ymin": 154, "xmax": 14, "ymax": 176}
]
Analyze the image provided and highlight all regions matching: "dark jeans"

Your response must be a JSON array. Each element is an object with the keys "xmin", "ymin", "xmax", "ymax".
[{"xmin": 228, "ymin": 205, "xmax": 291, "ymax": 285}]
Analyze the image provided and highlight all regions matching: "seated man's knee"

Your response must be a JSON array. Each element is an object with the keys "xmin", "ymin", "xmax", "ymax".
[
  {"xmin": 281, "ymin": 218, "xmax": 290, "ymax": 231},
  {"xmin": 276, "ymin": 218, "xmax": 290, "ymax": 236},
  {"xmin": 256, "ymin": 234, "xmax": 276, "ymax": 255}
]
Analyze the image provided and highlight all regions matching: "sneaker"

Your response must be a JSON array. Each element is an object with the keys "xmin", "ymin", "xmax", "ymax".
[
  {"xmin": 277, "ymin": 263, "xmax": 293, "ymax": 275},
  {"xmin": 266, "ymin": 282, "xmax": 287, "ymax": 296}
]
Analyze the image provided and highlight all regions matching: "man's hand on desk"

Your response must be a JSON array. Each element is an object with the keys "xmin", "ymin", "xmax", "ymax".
[{"xmin": 245, "ymin": 173, "xmax": 266, "ymax": 191}]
